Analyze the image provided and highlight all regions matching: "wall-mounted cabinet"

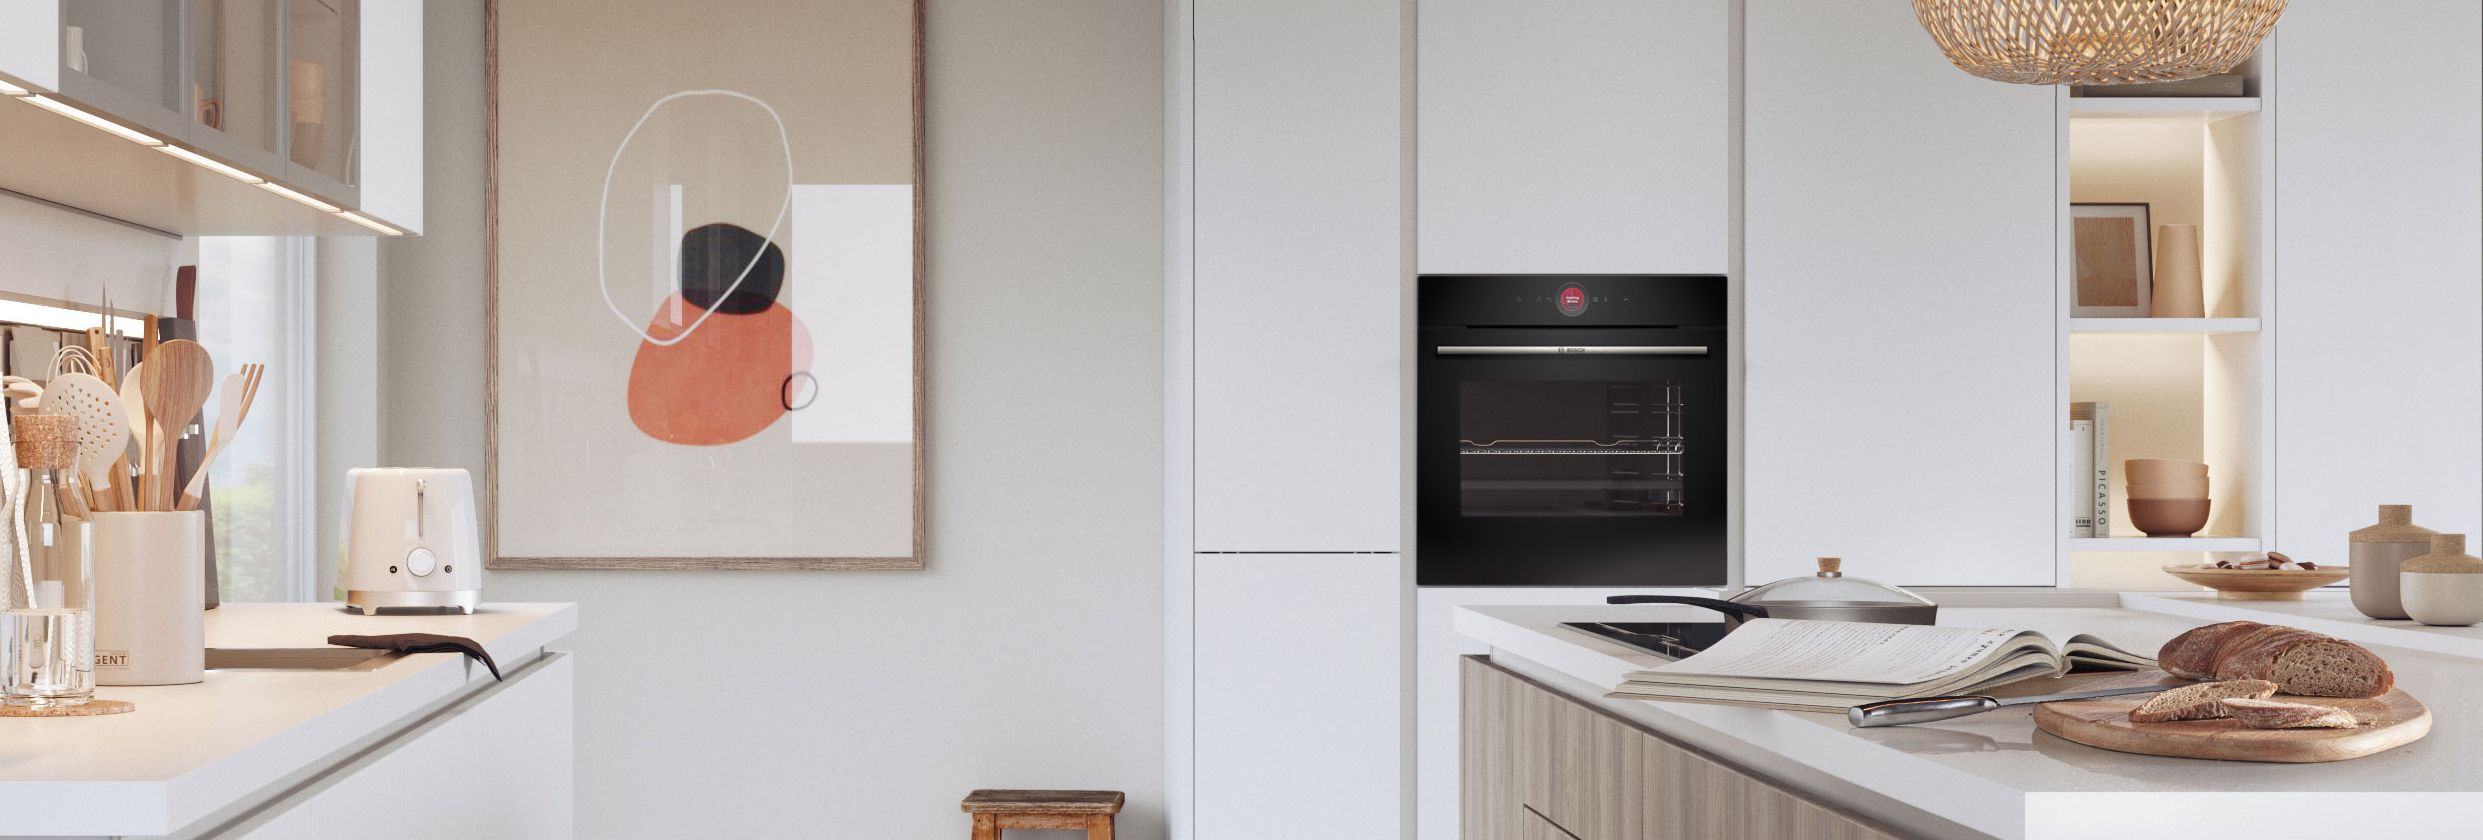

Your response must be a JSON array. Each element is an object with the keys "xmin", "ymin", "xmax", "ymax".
[{"xmin": 0, "ymin": 0, "xmax": 420, "ymax": 235}]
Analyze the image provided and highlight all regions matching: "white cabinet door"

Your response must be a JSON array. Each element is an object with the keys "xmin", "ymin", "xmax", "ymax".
[
  {"xmin": 356, "ymin": 0, "xmax": 424, "ymax": 234},
  {"xmin": 2275, "ymin": 5, "xmax": 2483, "ymax": 545},
  {"xmin": 1192, "ymin": 0, "xmax": 1403, "ymax": 553},
  {"xmin": 1417, "ymin": 0, "xmax": 1729, "ymax": 275},
  {"xmin": 1195, "ymin": 553, "xmax": 1404, "ymax": 840},
  {"xmin": 1744, "ymin": 0, "xmax": 2057, "ymax": 585},
  {"xmin": 225, "ymin": 654, "xmax": 574, "ymax": 840}
]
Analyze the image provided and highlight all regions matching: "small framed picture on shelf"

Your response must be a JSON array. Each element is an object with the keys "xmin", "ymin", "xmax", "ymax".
[{"xmin": 2071, "ymin": 203, "xmax": 2152, "ymax": 317}]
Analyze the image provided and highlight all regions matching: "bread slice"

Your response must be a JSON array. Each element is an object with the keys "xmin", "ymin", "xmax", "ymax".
[
  {"xmin": 2128, "ymin": 679, "xmax": 2279, "ymax": 723},
  {"xmin": 2222, "ymin": 698, "xmax": 2361, "ymax": 729}
]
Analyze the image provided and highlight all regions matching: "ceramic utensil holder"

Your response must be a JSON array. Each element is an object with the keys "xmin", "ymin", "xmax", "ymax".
[
  {"xmin": 2402, "ymin": 533, "xmax": 2483, "ymax": 627},
  {"xmin": 2350, "ymin": 504, "xmax": 2437, "ymax": 620},
  {"xmin": 2151, "ymin": 224, "xmax": 2205, "ymax": 317},
  {"xmin": 77, "ymin": 511, "xmax": 206, "ymax": 686}
]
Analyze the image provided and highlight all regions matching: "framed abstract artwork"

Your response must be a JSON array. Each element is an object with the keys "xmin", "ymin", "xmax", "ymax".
[
  {"xmin": 485, "ymin": 0, "xmax": 925, "ymax": 570},
  {"xmin": 2069, "ymin": 203, "xmax": 2152, "ymax": 318}
]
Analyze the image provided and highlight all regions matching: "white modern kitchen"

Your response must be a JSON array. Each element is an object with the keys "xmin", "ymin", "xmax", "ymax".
[
  {"xmin": 1169, "ymin": 1, "xmax": 2481, "ymax": 839},
  {"xmin": 0, "ymin": 1, "xmax": 2477, "ymax": 839}
]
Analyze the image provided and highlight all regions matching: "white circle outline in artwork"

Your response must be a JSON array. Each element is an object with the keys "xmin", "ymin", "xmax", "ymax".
[{"xmin": 596, "ymin": 89, "xmax": 795, "ymax": 346}]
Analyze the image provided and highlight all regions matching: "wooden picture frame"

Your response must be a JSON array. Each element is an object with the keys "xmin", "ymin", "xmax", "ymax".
[
  {"xmin": 483, "ymin": 0, "xmax": 927, "ymax": 570},
  {"xmin": 2070, "ymin": 203, "xmax": 2152, "ymax": 318}
]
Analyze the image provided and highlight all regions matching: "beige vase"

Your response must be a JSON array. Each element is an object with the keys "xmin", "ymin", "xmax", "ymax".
[
  {"xmin": 2151, "ymin": 223, "xmax": 2204, "ymax": 317},
  {"xmin": 2350, "ymin": 504, "xmax": 2436, "ymax": 619},
  {"xmin": 2402, "ymin": 534, "xmax": 2483, "ymax": 627}
]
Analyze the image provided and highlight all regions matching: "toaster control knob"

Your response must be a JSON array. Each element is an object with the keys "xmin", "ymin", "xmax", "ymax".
[{"xmin": 407, "ymin": 547, "xmax": 438, "ymax": 577}]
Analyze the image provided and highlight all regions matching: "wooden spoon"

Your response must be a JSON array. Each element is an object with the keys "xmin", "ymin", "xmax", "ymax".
[
  {"xmin": 141, "ymin": 340, "xmax": 214, "ymax": 512},
  {"xmin": 178, "ymin": 365, "xmax": 264, "ymax": 512}
]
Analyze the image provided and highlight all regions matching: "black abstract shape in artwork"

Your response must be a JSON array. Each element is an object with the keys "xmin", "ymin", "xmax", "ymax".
[{"xmin": 678, "ymin": 223, "xmax": 785, "ymax": 314}]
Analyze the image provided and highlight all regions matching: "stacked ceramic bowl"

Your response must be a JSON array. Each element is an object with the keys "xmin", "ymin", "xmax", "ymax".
[{"xmin": 2127, "ymin": 459, "xmax": 2210, "ymax": 537}]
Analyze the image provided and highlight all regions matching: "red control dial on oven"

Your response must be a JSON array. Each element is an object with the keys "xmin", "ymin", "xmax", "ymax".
[{"xmin": 1557, "ymin": 283, "xmax": 1589, "ymax": 317}]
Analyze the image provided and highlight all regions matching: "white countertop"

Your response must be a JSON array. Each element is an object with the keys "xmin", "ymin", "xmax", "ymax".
[
  {"xmin": 0, "ymin": 602, "xmax": 577, "ymax": 837},
  {"xmin": 1457, "ymin": 595, "xmax": 2483, "ymax": 840}
]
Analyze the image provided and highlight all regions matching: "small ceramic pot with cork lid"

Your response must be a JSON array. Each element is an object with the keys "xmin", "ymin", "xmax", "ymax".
[
  {"xmin": 2400, "ymin": 533, "xmax": 2483, "ymax": 627},
  {"xmin": 2350, "ymin": 504, "xmax": 2437, "ymax": 619}
]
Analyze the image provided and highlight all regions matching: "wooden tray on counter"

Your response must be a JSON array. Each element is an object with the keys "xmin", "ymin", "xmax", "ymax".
[{"xmin": 2033, "ymin": 672, "xmax": 2430, "ymax": 763}]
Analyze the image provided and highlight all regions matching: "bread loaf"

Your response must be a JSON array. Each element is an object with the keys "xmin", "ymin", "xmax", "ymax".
[
  {"xmin": 2127, "ymin": 679, "xmax": 2277, "ymax": 723},
  {"xmin": 2221, "ymin": 698, "xmax": 2361, "ymax": 729},
  {"xmin": 2153, "ymin": 621, "xmax": 2394, "ymax": 697}
]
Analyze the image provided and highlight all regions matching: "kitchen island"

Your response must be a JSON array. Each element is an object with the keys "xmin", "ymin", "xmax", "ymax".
[
  {"xmin": 1458, "ymin": 595, "xmax": 2481, "ymax": 840},
  {"xmin": 0, "ymin": 602, "xmax": 577, "ymax": 839}
]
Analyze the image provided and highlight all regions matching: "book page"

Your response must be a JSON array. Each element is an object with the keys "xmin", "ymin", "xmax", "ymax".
[{"xmin": 1638, "ymin": 619, "xmax": 2026, "ymax": 685}]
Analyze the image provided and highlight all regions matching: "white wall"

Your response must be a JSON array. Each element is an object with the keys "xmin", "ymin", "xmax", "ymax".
[{"xmin": 377, "ymin": 3, "xmax": 1167, "ymax": 838}]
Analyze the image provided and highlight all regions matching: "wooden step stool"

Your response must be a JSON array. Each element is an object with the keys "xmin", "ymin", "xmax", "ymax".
[{"xmin": 961, "ymin": 789, "xmax": 1124, "ymax": 840}]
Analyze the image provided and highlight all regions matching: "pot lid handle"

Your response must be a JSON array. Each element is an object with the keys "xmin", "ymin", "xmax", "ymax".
[{"xmin": 1817, "ymin": 557, "xmax": 1843, "ymax": 578}]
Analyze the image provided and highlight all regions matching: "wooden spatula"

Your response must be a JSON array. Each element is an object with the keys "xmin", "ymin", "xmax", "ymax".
[
  {"xmin": 116, "ymin": 364, "xmax": 144, "ymax": 512},
  {"xmin": 178, "ymin": 364, "xmax": 263, "ymax": 512},
  {"xmin": 142, "ymin": 340, "xmax": 214, "ymax": 512}
]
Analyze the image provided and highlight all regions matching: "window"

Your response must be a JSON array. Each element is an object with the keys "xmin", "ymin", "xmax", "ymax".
[{"xmin": 194, "ymin": 236, "xmax": 318, "ymax": 602}]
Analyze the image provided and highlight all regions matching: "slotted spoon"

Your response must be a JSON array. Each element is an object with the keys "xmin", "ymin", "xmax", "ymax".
[{"xmin": 35, "ymin": 372, "xmax": 128, "ymax": 511}]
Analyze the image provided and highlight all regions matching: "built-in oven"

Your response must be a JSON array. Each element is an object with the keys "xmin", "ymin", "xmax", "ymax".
[{"xmin": 1418, "ymin": 275, "xmax": 1727, "ymax": 586}]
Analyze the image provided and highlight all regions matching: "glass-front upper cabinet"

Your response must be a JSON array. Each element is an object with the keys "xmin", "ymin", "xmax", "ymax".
[
  {"xmin": 186, "ymin": 0, "xmax": 282, "ymax": 158},
  {"xmin": 62, "ymin": 1, "xmax": 182, "ymax": 113},
  {"xmin": 284, "ymin": 0, "xmax": 356, "ymax": 185}
]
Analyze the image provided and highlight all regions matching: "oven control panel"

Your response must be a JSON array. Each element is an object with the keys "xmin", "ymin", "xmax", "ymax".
[{"xmin": 1419, "ymin": 274, "xmax": 1726, "ymax": 328}]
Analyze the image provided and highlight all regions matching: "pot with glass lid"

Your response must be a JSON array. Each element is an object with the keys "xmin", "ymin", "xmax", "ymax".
[{"xmin": 1606, "ymin": 557, "xmax": 1938, "ymax": 627}]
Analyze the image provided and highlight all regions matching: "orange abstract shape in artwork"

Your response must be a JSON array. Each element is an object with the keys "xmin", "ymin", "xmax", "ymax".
[{"xmin": 626, "ymin": 296, "xmax": 813, "ymax": 446}]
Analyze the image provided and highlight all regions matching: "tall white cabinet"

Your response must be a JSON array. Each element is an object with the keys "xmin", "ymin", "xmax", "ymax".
[
  {"xmin": 1169, "ymin": 1, "xmax": 1408, "ymax": 839},
  {"xmin": 1743, "ymin": 0, "xmax": 2059, "ymax": 585},
  {"xmin": 1416, "ymin": 0, "xmax": 1730, "ymax": 275},
  {"xmin": 2273, "ymin": 3, "xmax": 2483, "ymax": 543}
]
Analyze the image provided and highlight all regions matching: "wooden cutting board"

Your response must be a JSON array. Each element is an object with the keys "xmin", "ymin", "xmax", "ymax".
[{"xmin": 2033, "ymin": 673, "xmax": 2430, "ymax": 763}]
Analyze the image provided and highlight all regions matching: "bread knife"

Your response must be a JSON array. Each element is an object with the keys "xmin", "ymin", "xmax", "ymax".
[{"xmin": 1848, "ymin": 681, "xmax": 2195, "ymax": 728}]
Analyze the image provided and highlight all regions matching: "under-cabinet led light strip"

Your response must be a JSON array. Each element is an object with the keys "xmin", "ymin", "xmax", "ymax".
[
  {"xmin": 332, "ymin": 211, "xmax": 401, "ymax": 235},
  {"xmin": 156, "ymin": 144, "xmax": 262, "ymax": 183},
  {"xmin": 21, "ymin": 95, "xmax": 161, "ymax": 146},
  {"xmin": 256, "ymin": 181, "xmax": 340, "ymax": 213},
  {"xmin": 7, "ymin": 85, "xmax": 402, "ymax": 235}
]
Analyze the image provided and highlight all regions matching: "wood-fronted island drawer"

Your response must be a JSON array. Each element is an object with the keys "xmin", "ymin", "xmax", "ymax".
[{"xmin": 1461, "ymin": 655, "xmax": 1899, "ymax": 840}]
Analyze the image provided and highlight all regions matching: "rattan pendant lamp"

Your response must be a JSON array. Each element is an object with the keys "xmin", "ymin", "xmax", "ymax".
[{"xmin": 1912, "ymin": 0, "xmax": 2286, "ymax": 85}]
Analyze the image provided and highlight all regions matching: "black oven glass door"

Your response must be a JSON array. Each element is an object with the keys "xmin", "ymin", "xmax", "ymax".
[
  {"xmin": 1419, "ymin": 327, "xmax": 1726, "ymax": 586},
  {"xmin": 1459, "ymin": 380, "xmax": 1687, "ymax": 518}
]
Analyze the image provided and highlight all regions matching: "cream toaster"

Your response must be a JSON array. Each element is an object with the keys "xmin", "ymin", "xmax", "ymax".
[{"xmin": 339, "ymin": 468, "xmax": 482, "ymax": 615}]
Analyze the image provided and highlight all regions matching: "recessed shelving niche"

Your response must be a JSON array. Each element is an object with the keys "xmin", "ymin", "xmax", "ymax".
[{"xmin": 2057, "ymin": 53, "xmax": 2278, "ymax": 591}]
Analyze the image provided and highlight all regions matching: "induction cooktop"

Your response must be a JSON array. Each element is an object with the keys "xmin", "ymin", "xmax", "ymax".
[{"xmin": 1560, "ymin": 621, "xmax": 1730, "ymax": 661}]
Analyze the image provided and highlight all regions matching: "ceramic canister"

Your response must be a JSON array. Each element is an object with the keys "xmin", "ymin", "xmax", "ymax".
[
  {"xmin": 76, "ymin": 511, "xmax": 207, "ymax": 686},
  {"xmin": 2349, "ymin": 504, "xmax": 2436, "ymax": 620},
  {"xmin": 2402, "ymin": 533, "xmax": 2483, "ymax": 627}
]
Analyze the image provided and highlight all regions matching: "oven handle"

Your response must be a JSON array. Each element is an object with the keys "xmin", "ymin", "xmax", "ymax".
[{"xmin": 1434, "ymin": 345, "xmax": 1709, "ymax": 356}]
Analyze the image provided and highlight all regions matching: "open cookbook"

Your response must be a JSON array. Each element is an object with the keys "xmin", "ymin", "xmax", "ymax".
[{"xmin": 1606, "ymin": 619, "xmax": 2156, "ymax": 713}]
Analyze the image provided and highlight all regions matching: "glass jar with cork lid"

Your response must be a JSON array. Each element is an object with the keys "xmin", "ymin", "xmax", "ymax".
[{"xmin": 1, "ymin": 414, "xmax": 97, "ymax": 708}]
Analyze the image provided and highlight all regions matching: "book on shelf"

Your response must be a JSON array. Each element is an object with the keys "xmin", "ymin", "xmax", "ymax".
[
  {"xmin": 2071, "ymin": 401, "xmax": 2111, "ymax": 537},
  {"xmin": 2070, "ymin": 418, "xmax": 2095, "ymax": 537},
  {"xmin": 1605, "ymin": 618, "xmax": 2158, "ymax": 714}
]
